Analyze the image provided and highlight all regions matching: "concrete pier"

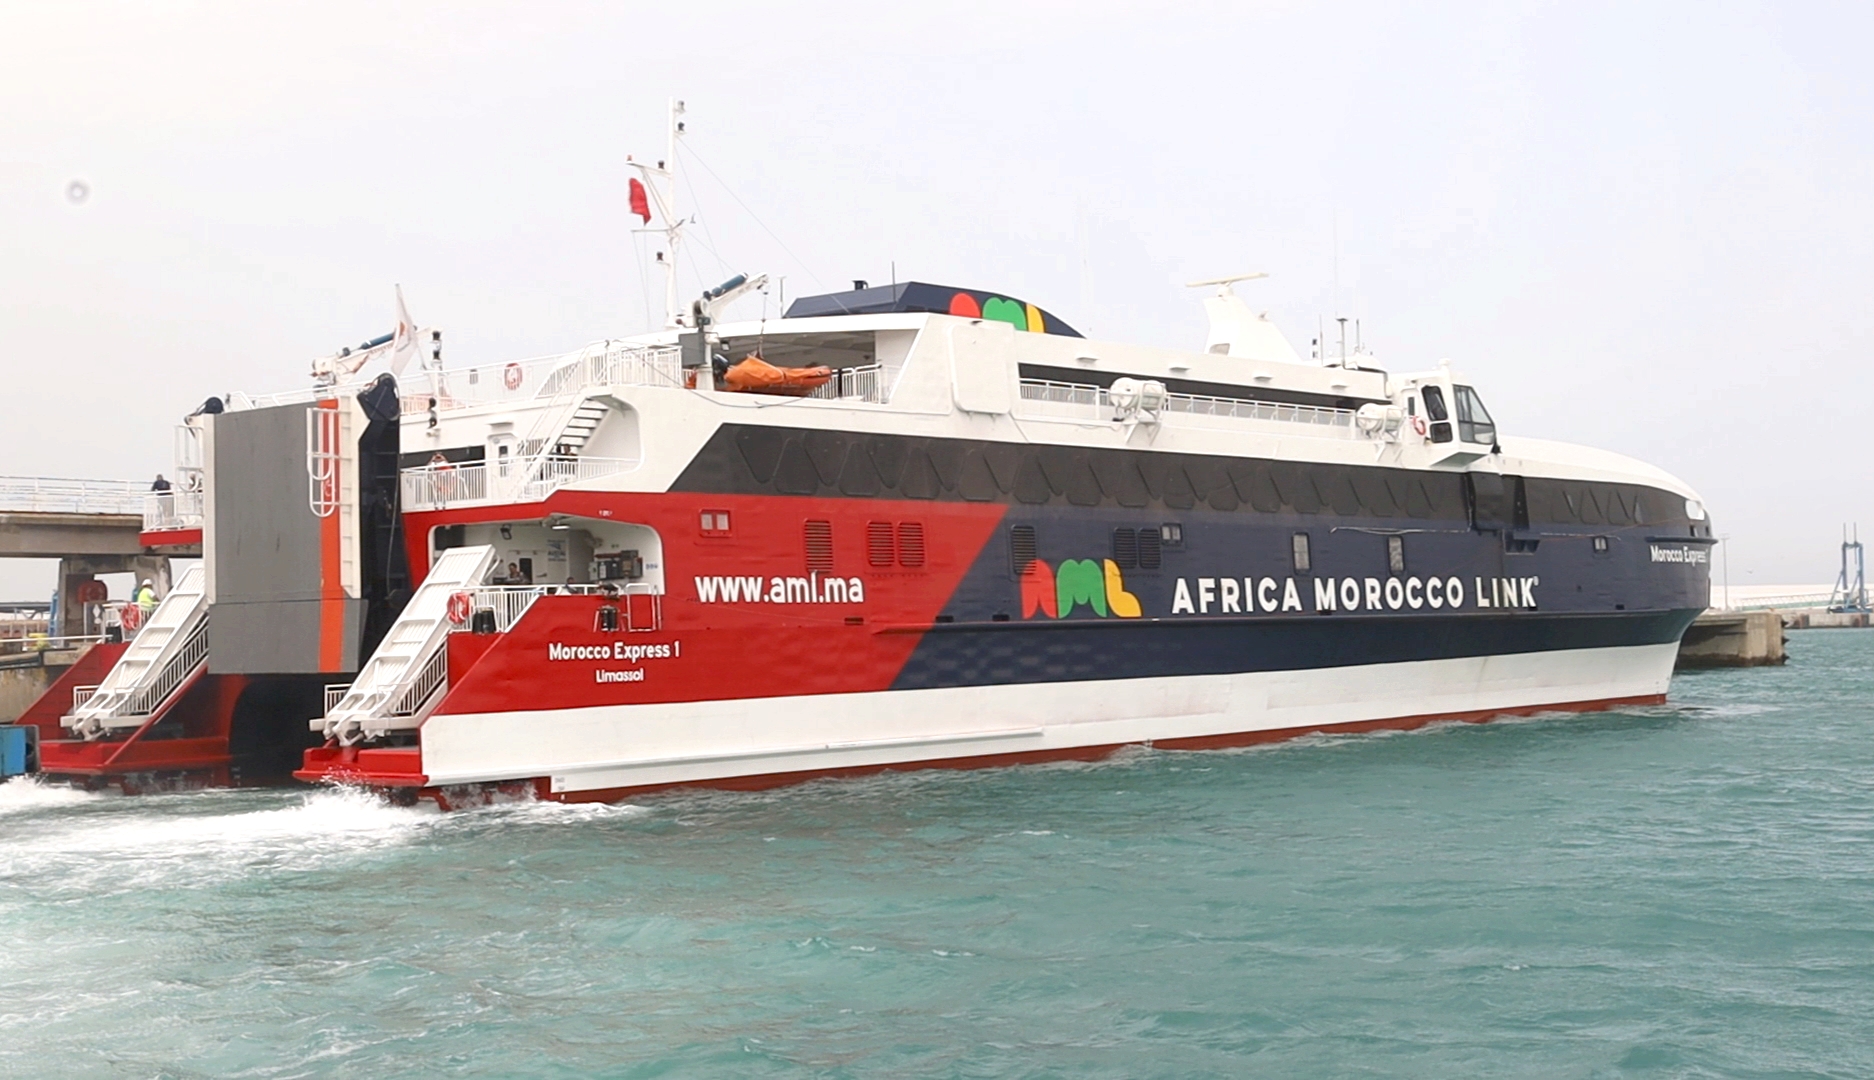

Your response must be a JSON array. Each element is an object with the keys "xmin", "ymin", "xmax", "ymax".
[
  {"xmin": 0, "ymin": 647, "xmax": 87, "ymax": 724},
  {"xmin": 0, "ymin": 477, "xmax": 190, "ymax": 639},
  {"xmin": 1677, "ymin": 610, "xmax": 1788, "ymax": 668},
  {"xmin": 1782, "ymin": 610, "xmax": 1871, "ymax": 629}
]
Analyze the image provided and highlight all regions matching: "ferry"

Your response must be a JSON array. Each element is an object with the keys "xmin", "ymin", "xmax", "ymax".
[{"xmin": 27, "ymin": 104, "xmax": 1713, "ymax": 804}]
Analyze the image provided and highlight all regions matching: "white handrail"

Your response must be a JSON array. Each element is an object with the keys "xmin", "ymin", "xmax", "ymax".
[
  {"xmin": 306, "ymin": 402, "xmax": 342, "ymax": 518},
  {"xmin": 804, "ymin": 364, "xmax": 887, "ymax": 403},
  {"xmin": 456, "ymin": 583, "xmax": 663, "ymax": 633},
  {"xmin": 401, "ymin": 455, "xmax": 639, "ymax": 511},
  {"xmin": 1015, "ymin": 379, "xmax": 1359, "ymax": 435},
  {"xmin": 143, "ymin": 490, "xmax": 204, "ymax": 531},
  {"xmin": 125, "ymin": 618, "xmax": 210, "ymax": 716},
  {"xmin": 390, "ymin": 645, "xmax": 450, "ymax": 717},
  {"xmin": 0, "ymin": 477, "xmax": 148, "ymax": 515},
  {"xmin": 1721, "ymin": 592, "xmax": 1835, "ymax": 612},
  {"xmin": 403, "ymin": 342, "xmax": 684, "ymax": 418}
]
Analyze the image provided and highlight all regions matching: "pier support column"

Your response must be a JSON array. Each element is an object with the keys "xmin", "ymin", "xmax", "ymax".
[{"xmin": 54, "ymin": 554, "xmax": 173, "ymax": 640}]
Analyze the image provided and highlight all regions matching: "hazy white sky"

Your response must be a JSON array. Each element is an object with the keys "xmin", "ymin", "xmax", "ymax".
[{"xmin": 4, "ymin": 0, "xmax": 1871, "ymax": 596}]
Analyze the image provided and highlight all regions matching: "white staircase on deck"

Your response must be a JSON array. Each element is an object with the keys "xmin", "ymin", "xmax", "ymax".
[
  {"xmin": 316, "ymin": 544, "xmax": 498, "ymax": 746},
  {"xmin": 65, "ymin": 564, "xmax": 210, "ymax": 740},
  {"xmin": 554, "ymin": 400, "xmax": 609, "ymax": 454}
]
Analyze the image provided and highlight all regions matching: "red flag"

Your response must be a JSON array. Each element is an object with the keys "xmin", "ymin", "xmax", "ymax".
[{"xmin": 628, "ymin": 178, "xmax": 651, "ymax": 224}]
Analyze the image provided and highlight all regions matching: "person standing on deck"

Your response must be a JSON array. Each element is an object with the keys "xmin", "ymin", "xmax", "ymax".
[
  {"xmin": 135, "ymin": 579, "xmax": 158, "ymax": 621},
  {"xmin": 150, "ymin": 474, "xmax": 171, "ymax": 492}
]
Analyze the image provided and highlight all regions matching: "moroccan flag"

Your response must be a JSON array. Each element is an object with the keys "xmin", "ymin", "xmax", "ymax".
[{"xmin": 629, "ymin": 178, "xmax": 651, "ymax": 224}]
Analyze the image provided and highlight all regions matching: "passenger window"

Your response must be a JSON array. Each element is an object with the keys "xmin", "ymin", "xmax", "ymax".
[
  {"xmin": 866, "ymin": 522, "xmax": 895, "ymax": 567},
  {"xmin": 804, "ymin": 520, "xmax": 834, "ymax": 574},
  {"xmin": 1138, "ymin": 528, "xmax": 1162, "ymax": 569},
  {"xmin": 1159, "ymin": 523, "xmax": 1183, "ymax": 547},
  {"xmin": 1292, "ymin": 532, "xmax": 1312, "ymax": 573},
  {"xmin": 1387, "ymin": 535, "xmax": 1405, "ymax": 574},
  {"xmin": 699, "ymin": 510, "xmax": 731, "ymax": 536},
  {"xmin": 1454, "ymin": 385, "xmax": 1497, "ymax": 446},
  {"xmin": 897, "ymin": 522, "xmax": 926, "ymax": 568},
  {"xmin": 1010, "ymin": 525, "xmax": 1038, "ymax": 576},
  {"xmin": 1111, "ymin": 528, "xmax": 1138, "ymax": 570},
  {"xmin": 1421, "ymin": 386, "xmax": 1454, "ymax": 444}
]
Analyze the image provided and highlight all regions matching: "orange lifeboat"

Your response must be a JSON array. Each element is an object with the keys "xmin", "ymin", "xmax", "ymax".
[{"xmin": 720, "ymin": 356, "xmax": 832, "ymax": 396}]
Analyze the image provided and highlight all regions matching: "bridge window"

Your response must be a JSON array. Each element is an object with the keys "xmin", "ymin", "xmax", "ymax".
[
  {"xmin": 1422, "ymin": 386, "xmax": 1454, "ymax": 444},
  {"xmin": 1454, "ymin": 385, "xmax": 1497, "ymax": 446}
]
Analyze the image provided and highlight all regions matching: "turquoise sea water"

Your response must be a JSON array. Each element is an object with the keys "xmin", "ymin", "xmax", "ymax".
[{"xmin": 3, "ymin": 631, "xmax": 1872, "ymax": 1079}]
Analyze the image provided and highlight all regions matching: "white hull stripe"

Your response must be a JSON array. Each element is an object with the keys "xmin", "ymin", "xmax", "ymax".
[{"xmin": 415, "ymin": 642, "xmax": 1680, "ymax": 794}]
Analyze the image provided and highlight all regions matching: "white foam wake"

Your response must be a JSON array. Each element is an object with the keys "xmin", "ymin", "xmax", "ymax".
[
  {"xmin": 0, "ymin": 776, "xmax": 102, "ymax": 815},
  {"xmin": 1, "ymin": 787, "xmax": 436, "ymax": 896}
]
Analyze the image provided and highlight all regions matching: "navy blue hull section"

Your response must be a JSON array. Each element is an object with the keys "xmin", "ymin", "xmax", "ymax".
[
  {"xmin": 899, "ymin": 502, "xmax": 1709, "ymax": 691},
  {"xmin": 892, "ymin": 608, "xmax": 1700, "ymax": 691}
]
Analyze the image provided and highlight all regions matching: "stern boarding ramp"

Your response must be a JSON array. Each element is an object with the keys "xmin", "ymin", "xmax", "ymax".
[
  {"xmin": 65, "ymin": 564, "xmax": 209, "ymax": 739},
  {"xmin": 318, "ymin": 544, "xmax": 498, "ymax": 746}
]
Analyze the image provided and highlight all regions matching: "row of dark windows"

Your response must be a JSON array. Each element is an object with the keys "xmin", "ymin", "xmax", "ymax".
[
  {"xmin": 1011, "ymin": 525, "xmax": 1622, "ymax": 579},
  {"xmin": 685, "ymin": 426, "xmax": 1694, "ymax": 530},
  {"xmin": 801, "ymin": 519, "xmax": 926, "ymax": 574}
]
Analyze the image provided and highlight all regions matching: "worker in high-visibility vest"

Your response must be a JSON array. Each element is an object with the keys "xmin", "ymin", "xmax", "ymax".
[{"xmin": 136, "ymin": 580, "xmax": 158, "ymax": 621}]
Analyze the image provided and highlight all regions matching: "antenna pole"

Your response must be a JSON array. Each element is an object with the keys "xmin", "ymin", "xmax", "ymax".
[{"xmin": 663, "ymin": 98, "xmax": 686, "ymax": 328}]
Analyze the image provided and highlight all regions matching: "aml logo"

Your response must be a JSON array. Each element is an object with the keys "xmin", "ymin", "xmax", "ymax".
[{"xmin": 1020, "ymin": 559, "xmax": 1141, "ymax": 619}]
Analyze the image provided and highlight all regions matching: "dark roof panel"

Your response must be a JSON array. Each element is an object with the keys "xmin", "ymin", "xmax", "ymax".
[{"xmin": 783, "ymin": 282, "xmax": 1082, "ymax": 338}]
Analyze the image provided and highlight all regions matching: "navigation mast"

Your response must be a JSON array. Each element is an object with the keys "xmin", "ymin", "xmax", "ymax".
[{"xmin": 630, "ymin": 98, "xmax": 688, "ymax": 328}]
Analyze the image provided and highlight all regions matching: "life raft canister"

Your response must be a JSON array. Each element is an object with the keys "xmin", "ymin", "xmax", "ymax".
[
  {"xmin": 503, "ymin": 363, "xmax": 524, "ymax": 391},
  {"xmin": 446, "ymin": 591, "xmax": 473, "ymax": 625}
]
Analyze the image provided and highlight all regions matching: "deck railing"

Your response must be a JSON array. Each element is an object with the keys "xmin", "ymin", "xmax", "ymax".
[
  {"xmin": 1719, "ymin": 591, "xmax": 1836, "ymax": 612},
  {"xmin": 0, "ymin": 477, "xmax": 147, "ymax": 516},
  {"xmin": 456, "ymin": 583, "xmax": 662, "ymax": 633},
  {"xmin": 143, "ymin": 490, "xmax": 205, "ymax": 531},
  {"xmin": 1015, "ymin": 380, "xmax": 1359, "ymax": 436},
  {"xmin": 804, "ymin": 364, "xmax": 888, "ymax": 404},
  {"xmin": 400, "ymin": 343, "xmax": 685, "ymax": 417},
  {"xmin": 400, "ymin": 455, "xmax": 638, "ymax": 511}
]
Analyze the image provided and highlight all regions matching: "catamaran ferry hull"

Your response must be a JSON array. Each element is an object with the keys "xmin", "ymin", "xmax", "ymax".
[{"xmin": 298, "ymin": 625, "xmax": 1690, "ymax": 805}]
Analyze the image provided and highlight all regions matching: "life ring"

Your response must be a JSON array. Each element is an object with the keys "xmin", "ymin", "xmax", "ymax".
[
  {"xmin": 446, "ymin": 591, "xmax": 472, "ymax": 625},
  {"xmin": 1410, "ymin": 414, "xmax": 1428, "ymax": 437},
  {"xmin": 503, "ymin": 363, "xmax": 524, "ymax": 391},
  {"xmin": 120, "ymin": 602, "xmax": 142, "ymax": 631}
]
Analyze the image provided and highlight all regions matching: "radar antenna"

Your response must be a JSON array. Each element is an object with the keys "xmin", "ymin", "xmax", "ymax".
[
  {"xmin": 1182, "ymin": 273, "xmax": 1299, "ymax": 363},
  {"xmin": 1185, "ymin": 272, "xmax": 1270, "ymax": 293}
]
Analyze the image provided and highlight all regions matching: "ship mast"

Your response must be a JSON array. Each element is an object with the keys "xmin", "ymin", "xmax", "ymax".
[{"xmin": 630, "ymin": 98, "xmax": 688, "ymax": 328}]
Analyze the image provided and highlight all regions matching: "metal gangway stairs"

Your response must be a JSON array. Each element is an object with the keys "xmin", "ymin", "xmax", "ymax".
[
  {"xmin": 64, "ymin": 563, "xmax": 211, "ymax": 740},
  {"xmin": 317, "ymin": 544, "xmax": 498, "ymax": 746}
]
